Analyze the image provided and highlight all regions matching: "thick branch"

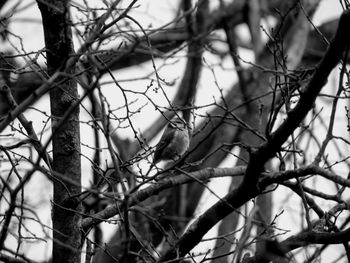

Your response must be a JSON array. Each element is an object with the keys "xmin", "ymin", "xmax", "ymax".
[
  {"xmin": 81, "ymin": 166, "xmax": 246, "ymax": 231},
  {"xmin": 37, "ymin": 1, "xmax": 81, "ymax": 263},
  {"xmin": 158, "ymin": 9, "xmax": 350, "ymax": 261}
]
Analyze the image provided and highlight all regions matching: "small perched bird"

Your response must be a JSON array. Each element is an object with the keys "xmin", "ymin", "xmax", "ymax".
[{"xmin": 152, "ymin": 114, "xmax": 190, "ymax": 166}]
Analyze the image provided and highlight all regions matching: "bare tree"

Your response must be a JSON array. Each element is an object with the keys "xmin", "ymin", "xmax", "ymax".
[{"xmin": 1, "ymin": 1, "xmax": 350, "ymax": 263}]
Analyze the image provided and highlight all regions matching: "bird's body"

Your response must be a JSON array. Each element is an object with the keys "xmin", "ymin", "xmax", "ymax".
[{"xmin": 153, "ymin": 115, "xmax": 190, "ymax": 165}]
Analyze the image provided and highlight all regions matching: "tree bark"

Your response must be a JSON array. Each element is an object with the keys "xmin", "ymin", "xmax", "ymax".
[{"xmin": 37, "ymin": 1, "xmax": 81, "ymax": 263}]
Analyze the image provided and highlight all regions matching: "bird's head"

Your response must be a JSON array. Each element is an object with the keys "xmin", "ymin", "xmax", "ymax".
[{"xmin": 170, "ymin": 114, "xmax": 188, "ymax": 131}]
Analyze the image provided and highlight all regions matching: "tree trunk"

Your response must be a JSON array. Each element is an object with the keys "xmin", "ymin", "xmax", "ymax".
[{"xmin": 37, "ymin": 1, "xmax": 81, "ymax": 263}]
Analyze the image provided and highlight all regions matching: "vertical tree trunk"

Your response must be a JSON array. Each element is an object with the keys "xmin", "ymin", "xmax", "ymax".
[{"xmin": 37, "ymin": 1, "xmax": 81, "ymax": 263}]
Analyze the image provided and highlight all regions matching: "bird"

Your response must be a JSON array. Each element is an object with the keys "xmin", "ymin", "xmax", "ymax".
[{"xmin": 151, "ymin": 114, "xmax": 190, "ymax": 168}]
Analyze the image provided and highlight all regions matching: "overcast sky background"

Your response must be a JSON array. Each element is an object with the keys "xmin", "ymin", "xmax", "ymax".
[{"xmin": 1, "ymin": 0, "xmax": 347, "ymax": 261}]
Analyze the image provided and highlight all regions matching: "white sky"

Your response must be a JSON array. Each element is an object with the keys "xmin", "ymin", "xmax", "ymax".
[{"xmin": 1, "ymin": 0, "xmax": 348, "ymax": 262}]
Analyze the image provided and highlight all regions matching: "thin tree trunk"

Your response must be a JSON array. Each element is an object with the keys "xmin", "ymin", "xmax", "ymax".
[{"xmin": 37, "ymin": 1, "xmax": 81, "ymax": 263}]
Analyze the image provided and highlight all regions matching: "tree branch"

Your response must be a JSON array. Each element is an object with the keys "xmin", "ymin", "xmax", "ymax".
[{"xmin": 158, "ymin": 9, "xmax": 350, "ymax": 262}]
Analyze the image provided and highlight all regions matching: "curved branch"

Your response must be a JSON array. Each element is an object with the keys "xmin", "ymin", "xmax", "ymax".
[
  {"xmin": 242, "ymin": 226, "xmax": 350, "ymax": 263},
  {"xmin": 158, "ymin": 9, "xmax": 350, "ymax": 262},
  {"xmin": 81, "ymin": 166, "xmax": 246, "ymax": 231}
]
